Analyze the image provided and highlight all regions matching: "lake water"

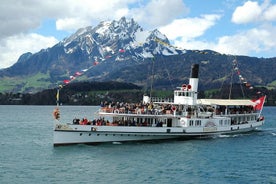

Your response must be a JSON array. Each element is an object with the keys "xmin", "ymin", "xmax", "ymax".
[{"xmin": 0, "ymin": 105, "xmax": 275, "ymax": 184}]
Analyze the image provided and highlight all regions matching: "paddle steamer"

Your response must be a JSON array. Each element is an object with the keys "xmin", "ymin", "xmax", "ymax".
[{"xmin": 53, "ymin": 64, "xmax": 265, "ymax": 146}]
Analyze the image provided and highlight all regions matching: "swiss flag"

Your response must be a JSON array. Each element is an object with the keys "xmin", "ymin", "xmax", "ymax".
[{"xmin": 252, "ymin": 96, "xmax": 266, "ymax": 111}]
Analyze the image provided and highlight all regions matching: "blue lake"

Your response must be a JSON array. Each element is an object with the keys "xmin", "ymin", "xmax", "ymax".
[{"xmin": 0, "ymin": 105, "xmax": 275, "ymax": 184}]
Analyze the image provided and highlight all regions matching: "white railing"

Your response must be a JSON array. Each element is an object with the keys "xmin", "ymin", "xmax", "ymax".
[{"xmin": 150, "ymin": 97, "xmax": 173, "ymax": 103}]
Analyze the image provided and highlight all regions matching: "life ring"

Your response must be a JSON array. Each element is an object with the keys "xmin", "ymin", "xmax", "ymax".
[
  {"xmin": 182, "ymin": 84, "xmax": 186, "ymax": 90},
  {"xmin": 114, "ymin": 109, "xmax": 120, "ymax": 113},
  {"xmin": 91, "ymin": 127, "xmax": 97, "ymax": 131},
  {"xmin": 171, "ymin": 106, "xmax": 176, "ymax": 111}
]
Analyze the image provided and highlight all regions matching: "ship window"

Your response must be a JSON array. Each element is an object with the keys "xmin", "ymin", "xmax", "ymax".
[
  {"xmin": 195, "ymin": 120, "xmax": 201, "ymax": 126},
  {"xmin": 189, "ymin": 120, "xmax": 194, "ymax": 126}
]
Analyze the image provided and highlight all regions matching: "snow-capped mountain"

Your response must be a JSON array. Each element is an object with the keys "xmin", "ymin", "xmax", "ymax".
[
  {"xmin": 0, "ymin": 17, "xmax": 186, "ymax": 92},
  {"xmin": 0, "ymin": 17, "xmax": 274, "ymax": 93},
  {"xmin": 61, "ymin": 17, "xmax": 183, "ymax": 62}
]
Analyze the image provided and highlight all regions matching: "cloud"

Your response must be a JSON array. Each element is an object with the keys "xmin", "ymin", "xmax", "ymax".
[
  {"xmin": 214, "ymin": 25, "xmax": 276, "ymax": 56},
  {"xmin": 0, "ymin": 33, "xmax": 58, "ymax": 68},
  {"xmin": 264, "ymin": 4, "xmax": 276, "ymax": 21},
  {"xmin": 232, "ymin": 0, "xmax": 276, "ymax": 24},
  {"xmin": 56, "ymin": 18, "xmax": 91, "ymax": 32},
  {"xmin": 231, "ymin": 1, "xmax": 262, "ymax": 24},
  {"xmin": 172, "ymin": 24, "xmax": 276, "ymax": 57},
  {"xmin": 159, "ymin": 14, "xmax": 221, "ymax": 41},
  {"xmin": 130, "ymin": 0, "xmax": 189, "ymax": 28}
]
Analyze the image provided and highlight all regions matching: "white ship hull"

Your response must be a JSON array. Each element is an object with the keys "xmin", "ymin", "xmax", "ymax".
[{"xmin": 53, "ymin": 120, "xmax": 264, "ymax": 146}]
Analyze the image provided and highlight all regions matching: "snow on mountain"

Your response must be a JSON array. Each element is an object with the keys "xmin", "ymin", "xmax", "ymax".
[{"xmin": 61, "ymin": 17, "xmax": 185, "ymax": 62}]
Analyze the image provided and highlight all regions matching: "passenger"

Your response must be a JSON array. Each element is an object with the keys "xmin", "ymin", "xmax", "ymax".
[
  {"xmin": 53, "ymin": 108, "xmax": 60, "ymax": 119},
  {"xmin": 81, "ymin": 118, "xmax": 88, "ymax": 125},
  {"xmin": 73, "ymin": 118, "xmax": 80, "ymax": 124}
]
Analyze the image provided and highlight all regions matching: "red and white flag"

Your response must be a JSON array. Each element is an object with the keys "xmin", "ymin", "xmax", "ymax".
[
  {"xmin": 63, "ymin": 79, "xmax": 70, "ymax": 84},
  {"xmin": 251, "ymin": 96, "xmax": 266, "ymax": 111}
]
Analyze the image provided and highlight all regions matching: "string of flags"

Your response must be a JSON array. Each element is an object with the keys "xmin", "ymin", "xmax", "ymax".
[
  {"xmin": 58, "ymin": 49, "xmax": 127, "ymax": 87},
  {"xmin": 58, "ymin": 39, "xmax": 174, "ymax": 89},
  {"xmin": 232, "ymin": 59, "xmax": 253, "ymax": 90},
  {"xmin": 57, "ymin": 38, "xmax": 237, "ymax": 90}
]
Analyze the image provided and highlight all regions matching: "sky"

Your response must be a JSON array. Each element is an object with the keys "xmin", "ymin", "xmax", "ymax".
[{"xmin": 0, "ymin": 0, "xmax": 276, "ymax": 69}]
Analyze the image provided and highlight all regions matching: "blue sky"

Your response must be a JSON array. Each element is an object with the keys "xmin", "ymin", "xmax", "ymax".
[{"xmin": 0, "ymin": 0, "xmax": 275, "ymax": 69}]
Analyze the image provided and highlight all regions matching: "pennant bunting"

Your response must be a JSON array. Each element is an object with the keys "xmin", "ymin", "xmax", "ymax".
[
  {"xmin": 119, "ymin": 49, "xmax": 125, "ymax": 53},
  {"xmin": 75, "ymin": 71, "xmax": 82, "ymax": 76},
  {"xmin": 63, "ymin": 80, "xmax": 70, "ymax": 84}
]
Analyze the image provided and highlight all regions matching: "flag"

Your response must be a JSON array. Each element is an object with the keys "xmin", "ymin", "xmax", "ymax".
[
  {"xmin": 119, "ymin": 49, "xmax": 125, "ymax": 53},
  {"xmin": 252, "ymin": 96, "xmax": 266, "ymax": 111},
  {"xmin": 63, "ymin": 80, "xmax": 70, "ymax": 84},
  {"xmin": 75, "ymin": 71, "xmax": 82, "ymax": 76}
]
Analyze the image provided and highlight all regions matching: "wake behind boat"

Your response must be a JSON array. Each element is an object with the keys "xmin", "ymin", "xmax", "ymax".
[{"xmin": 53, "ymin": 64, "xmax": 265, "ymax": 146}]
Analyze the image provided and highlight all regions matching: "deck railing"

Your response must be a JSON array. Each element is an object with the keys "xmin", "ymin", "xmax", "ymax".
[{"xmin": 150, "ymin": 97, "xmax": 173, "ymax": 103}]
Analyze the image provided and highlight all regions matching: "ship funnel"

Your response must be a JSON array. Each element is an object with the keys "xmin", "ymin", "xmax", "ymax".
[
  {"xmin": 189, "ymin": 64, "xmax": 199, "ymax": 104},
  {"xmin": 190, "ymin": 64, "xmax": 199, "ymax": 78}
]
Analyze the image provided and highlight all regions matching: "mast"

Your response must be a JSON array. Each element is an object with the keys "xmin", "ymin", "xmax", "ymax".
[
  {"xmin": 56, "ymin": 88, "xmax": 60, "ymax": 107},
  {"xmin": 53, "ymin": 87, "xmax": 60, "ymax": 120}
]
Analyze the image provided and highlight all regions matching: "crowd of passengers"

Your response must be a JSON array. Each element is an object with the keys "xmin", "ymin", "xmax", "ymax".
[
  {"xmin": 100, "ymin": 101, "xmax": 175, "ymax": 115},
  {"xmin": 100, "ymin": 101, "xmax": 255, "ymax": 115},
  {"xmin": 72, "ymin": 117, "xmax": 163, "ymax": 127},
  {"xmin": 215, "ymin": 105, "xmax": 255, "ymax": 115}
]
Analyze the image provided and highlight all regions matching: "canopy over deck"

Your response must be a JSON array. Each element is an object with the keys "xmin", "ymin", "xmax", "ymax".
[{"xmin": 197, "ymin": 99, "xmax": 256, "ymax": 106}]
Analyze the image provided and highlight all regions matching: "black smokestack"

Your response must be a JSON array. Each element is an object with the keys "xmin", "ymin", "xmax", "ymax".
[{"xmin": 190, "ymin": 64, "xmax": 199, "ymax": 78}]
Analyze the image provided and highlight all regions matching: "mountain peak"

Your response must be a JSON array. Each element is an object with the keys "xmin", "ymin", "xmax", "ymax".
[{"xmin": 0, "ymin": 17, "xmax": 187, "ymax": 92}]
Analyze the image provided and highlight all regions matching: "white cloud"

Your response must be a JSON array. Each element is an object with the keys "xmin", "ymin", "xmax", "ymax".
[
  {"xmin": 232, "ymin": 1, "xmax": 262, "ymax": 24},
  {"xmin": 214, "ymin": 26, "xmax": 276, "ymax": 56},
  {"xmin": 56, "ymin": 18, "xmax": 91, "ymax": 32},
  {"xmin": 130, "ymin": 0, "xmax": 189, "ymax": 28},
  {"xmin": 173, "ymin": 25, "xmax": 276, "ymax": 57},
  {"xmin": 159, "ymin": 14, "xmax": 221, "ymax": 41},
  {"xmin": 264, "ymin": 4, "xmax": 276, "ymax": 21},
  {"xmin": 232, "ymin": 0, "xmax": 276, "ymax": 24},
  {"xmin": 0, "ymin": 33, "xmax": 58, "ymax": 68}
]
